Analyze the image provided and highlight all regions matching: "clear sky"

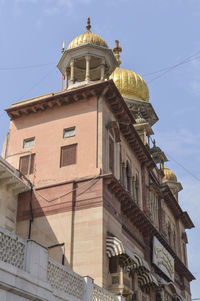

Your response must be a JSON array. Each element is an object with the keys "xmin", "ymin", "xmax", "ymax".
[{"xmin": 0, "ymin": 0, "xmax": 199, "ymax": 298}]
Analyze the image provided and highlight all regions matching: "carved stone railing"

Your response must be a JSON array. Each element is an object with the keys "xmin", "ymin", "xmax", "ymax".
[
  {"xmin": 93, "ymin": 283, "xmax": 119, "ymax": 301},
  {"xmin": 47, "ymin": 258, "xmax": 84, "ymax": 299},
  {"xmin": 0, "ymin": 227, "xmax": 122, "ymax": 301},
  {"xmin": 0, "ymin": 226, "xmax": 26, "ymax": 269}
]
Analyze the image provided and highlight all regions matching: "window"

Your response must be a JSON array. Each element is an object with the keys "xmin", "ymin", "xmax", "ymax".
[
  {"xmin": 60, "ymin": 144, "xmax": 77, "ymax": 167},
  {"xmin": 63, "ymin": 127, "xmax": 75, "ymax": 138},
  {"xmin": 109, "ymin": 257, "xmax": 118, "ymax": 274},
  {"xmin": 134, "ymin": 174, "xmax": 139, "ymax": 203},
  {"xmin": 125, "ymin": 162, "xmax": 131, "ymax": 193},
  {"xmin": 19, "ymin": 154, "xmax": 35, "ymax": 175},
  {"xmin": 109, "ymin": 136, "xmax": 114, "ymax": 172},
  {"xmin": 23, "ymin": 137, "xmax": 35, "ymax": 148}
]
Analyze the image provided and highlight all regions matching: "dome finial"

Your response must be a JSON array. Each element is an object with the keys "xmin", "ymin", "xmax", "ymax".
[
  {"xmin": 113, "ymin": 40, "xmax": 122, "ymax": 66},
  {"xmin": 86, "ymin": 17, "xmax": 91, "ymax": 31}
]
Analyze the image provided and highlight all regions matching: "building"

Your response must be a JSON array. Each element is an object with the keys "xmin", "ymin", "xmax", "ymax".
[{"xmin": 2, "ymin": 18, "xmax": 194, "ymax": 301}]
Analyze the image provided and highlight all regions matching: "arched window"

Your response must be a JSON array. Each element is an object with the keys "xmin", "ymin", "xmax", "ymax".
[
  {"xmin": 134, "ymin": 174, "xmax": 139, "ymax": 203},
  {"xmin": 173, "ymin": 231, "xmax": 176, "ymax": 251},
  {"xmin": 125, "ymin": 162, "xmax": 131, "ymax": 193},
  {"xmin": 168, "ymin": 223, "xmax": 172, "ymax": 246}
]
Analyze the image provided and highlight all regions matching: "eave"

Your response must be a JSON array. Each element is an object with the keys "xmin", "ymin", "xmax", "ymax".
[
  {"xmin": 103, "ymin": 173, "xmax": 195, "ymax": 282},
  {"xmin": 161, "ymin": 184, "xmax": 194, "ymax": 229},
  {"xmin": 0, "ymin": 156, "xmax": 31, "ymax": 194}
]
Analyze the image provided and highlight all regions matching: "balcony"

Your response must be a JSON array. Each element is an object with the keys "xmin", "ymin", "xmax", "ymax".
[{"xmin": 108, "ymin": 271, "xmax": 134, "ymax": 297}]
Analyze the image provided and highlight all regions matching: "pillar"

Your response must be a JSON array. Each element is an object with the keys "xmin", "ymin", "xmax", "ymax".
[
  {"xmin": 25, "ymin": 240, "xmax": 48, "ymax": 281},
  {"xmin": 85, "ymin": 55, "xmax": 91, "ymax": 81},
  {"xmin": 64, "ymin": 70, "xmax": 68, "ymax": 90},
  {"xmin": 70, "ymin": 59, "xmax": 75, "ymax": 85},
  {"xmin": 100, "ymin": 59, "xmax": 105, "ymax": 80}
]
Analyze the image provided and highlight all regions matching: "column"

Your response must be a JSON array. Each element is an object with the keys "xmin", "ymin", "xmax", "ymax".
[
  {"xmin": 100, "ymin": 59, "xmax": 105, "ymax": 80},
  {"xmin": 70, "ymin": 59, "xmax": 75, "ymax": 85},
  {"xmin": 85, "ymin": 55, "xmax": 91, "ymax": 81},
  {"xmin": 83, "ymin": 276, "xmax": 94, "ymax": 301},
  {"xmin": 25, "ymin": 240, "xmax": 48, "ymax": 281},
  {"xmin": 64, "ymin": 70, "xmax": 68, "ymax": 90}
]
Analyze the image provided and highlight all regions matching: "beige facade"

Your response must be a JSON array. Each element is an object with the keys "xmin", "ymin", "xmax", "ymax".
[{"xmin": 0, "ymin": 156, "xmax": 30, "ymax": 232}]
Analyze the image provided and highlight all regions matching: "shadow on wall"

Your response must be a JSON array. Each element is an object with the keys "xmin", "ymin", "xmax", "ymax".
[{"xmin": 16, "ymin": 178, "xmax": 103, "ymax": 269}]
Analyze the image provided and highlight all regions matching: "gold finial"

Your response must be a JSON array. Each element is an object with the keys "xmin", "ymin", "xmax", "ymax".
[
  {"xmin": 62, "ymin": 41, "xmax": 65, "ymax": 54},
  {"xmin": 113, "ymin": 40, "xmax": 122, "ymax": 66},
  {"xmin": 86, "ymin": 17, "xmax": 91, "ymax": 31}
]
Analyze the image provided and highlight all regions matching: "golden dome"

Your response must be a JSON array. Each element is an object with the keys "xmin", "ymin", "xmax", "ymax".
[
  {"xmin": 110, "ymin": 67, "xmax": 149, "ymax": 102},
  {"xmin": 110, "ymin": 40, "xmax": 149, "ymax": 102},
  {"xmin": 163, "ymin": 167, "xmax": 177, "ymax": 182},
  {"xmin": 67, "ymin": 17, "xmax": 108, "ymax": 50}
]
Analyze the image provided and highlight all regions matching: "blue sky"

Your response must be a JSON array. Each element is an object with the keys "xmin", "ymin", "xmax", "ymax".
[{"xmin": 0, "ymin": 0, "xmax": 200, "ymax": 297}]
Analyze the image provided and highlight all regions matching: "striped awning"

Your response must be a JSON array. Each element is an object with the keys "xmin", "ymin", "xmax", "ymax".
[
  {"xmin": 138, "ymin": 271, "xmax": 158, "ymax": 288},
  {"xmin": 106, "ymin": 236, "xmax": 158, "ymax": 288},
  {"xmin": 106, "ymin": 236, "xmax": 150, "ymax": 271}
]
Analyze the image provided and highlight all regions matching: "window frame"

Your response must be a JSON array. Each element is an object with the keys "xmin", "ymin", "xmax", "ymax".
[
  {"xmin": 23, "ymin": 137, "xmax": 35, "ymax": 149},
  {"xmin": 19, "ymin": 153, "xmax": 35, "ymax": 175},
  {"xmin": 60, "ymin": 143, "xmax": 77, "ymax": 167},
  {"xmin": 63, "ymin": 127, "xmax": 76, "ymax": 139}
]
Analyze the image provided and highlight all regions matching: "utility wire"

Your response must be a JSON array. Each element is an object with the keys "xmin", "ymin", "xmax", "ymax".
[
  {"xmin": 0, "ymin": 62, "xmax": 55, "ymax": 71},
  {"xmin": 165, "ymin": 152, "xmax": 200, "ymax": 182},
  {"xmin": 19, "ymin": 65, "xmax": 56, "ymax": 100},
  {"xmin": 144, "ymin": 49, "xmax": 200, "ymax": 77},
  {"xmin": 149, "ymin": 136, "xmax": 200, "ymax": 182},
  {"xmin": 34, "ymin": 174, "xmax": 100, "ymax": 203},
  {"xmin": 147, "ymin": 55, "xmax": 200, "ymax": 84}
]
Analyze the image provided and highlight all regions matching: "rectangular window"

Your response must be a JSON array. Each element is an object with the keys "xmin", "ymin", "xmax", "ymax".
[
  {"xmin": 19, "ymin": 154, "xmax": 35, "ymax": 175},
  {"xmin": 60, "ymin": 144, "xmax": 77, "ymax": 167},
  {"xmin": 63, "ymin": 127, "xmax": 75, "ymax": 138},
  {"xmin": 23, "ymin": 137, "xmax": 35, "ymax": 148},
  {"xmin": 109, "ymin": 136, "xmax": 114, "ymax": 172}
]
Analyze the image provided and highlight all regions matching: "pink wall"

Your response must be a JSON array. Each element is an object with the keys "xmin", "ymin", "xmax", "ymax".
[{"xmin": 6, "ymin": 96, "xmax": 98, "ymax": 188}]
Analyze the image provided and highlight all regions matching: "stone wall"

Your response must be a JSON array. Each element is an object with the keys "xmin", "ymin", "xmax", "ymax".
[{"xmin": 0, "ymin": 226, "xmax": 123, "ymax": 301}]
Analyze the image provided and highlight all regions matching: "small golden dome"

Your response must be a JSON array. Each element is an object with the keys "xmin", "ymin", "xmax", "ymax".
[
  {"xmin": 67, "ymin": 17, "xmax": 108, "ymax": 50},
  {"xmin": 163, "ymin": 167, "xmax": 177, "ymax": 182},
  {"xmin": 110, "ymin": 40, "xmax": 149, "ymax": 102},
  {"xmin": 110, "ymin": 67, "xmax": 149, "ymax": 102}
]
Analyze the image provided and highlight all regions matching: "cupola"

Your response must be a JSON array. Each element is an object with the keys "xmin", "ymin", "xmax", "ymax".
[
  {"xmin": 162, "ymin": 166, "xmax": 183, "ymax": 201},
  {"xmin": 110, "ymin": 41, "xmax": 158, "ymax": 127},
  {"xmin": 57, "ymin": 18, "xmax": 118, "ymax": 89},
  {"xmin": 110, "ymin": 41, "xmax": 149, "ymax": 102},
  {"xmin": 150, "ymin": 140, "xmax": 168, "ymax": 169}
]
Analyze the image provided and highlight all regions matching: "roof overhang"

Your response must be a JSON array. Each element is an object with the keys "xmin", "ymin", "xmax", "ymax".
[
  {"xmin": 0, "ymin": 156, "xmax": 31, "ymax": 194},
  {"xmin": 124, "ymin": 98, "xmax": 159, "ymax": 126}
]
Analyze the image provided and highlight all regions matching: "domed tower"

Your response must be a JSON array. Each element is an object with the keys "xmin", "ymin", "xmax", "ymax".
[
  {"xmin": 162, "ymin": 166, "xmax": 183, "ymax": 201},
  {"xmin": 57, "ymin": 18, "xmax": 118, "ymax": 89},
  {"xmin": 150, "ymin": 140, "xmax": 168, "ymax": 169},
  {"xmin": 110, "ymin": 40, "xmax": 158, "ymax": 127}
]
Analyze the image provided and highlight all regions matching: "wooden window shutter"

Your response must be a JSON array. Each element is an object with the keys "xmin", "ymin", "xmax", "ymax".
[
  {"xmin": 19, "ymin": 155, "xmax": 29, "ymax": 175},
  {"xmin": 109, "ymin": 137, "xmax": 114, "ymax": 172},
  {"xmin": 30, "ymin": 154, "xmax": 35, "ymax": 174},
  {"xmin": 19, "ymin": 154, "xmax": 35, "ymax": 175},
  {"xmin": 60, "ymin": 144, "xmax": 77, "ymax": 167}
]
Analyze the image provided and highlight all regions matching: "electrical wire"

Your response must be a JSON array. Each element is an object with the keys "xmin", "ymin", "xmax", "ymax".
[
  {"xmin": 0, "ymin": 62, "xmax": 55, "ymax": 71},
  {"xmin": 165, "ymin": 152, "xmax": 200, "ymax": 182},
  {"xmin": 144, "ymin": 49, "xmax": 200, "ymax": 77},
  {"xmin": 19, "ymin": 65, "xmax": 56, "ymax": 100},
  {"xmin": 147, "ymin": 55, "xmax": 200, "ymax": 84},
  {"xmin": 149, "ymin": 136, "xmax": 200, "ymax": 182},
  {"xmin": 34, "ymin": 173, "xmax": 100, "ymax": 203}
]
